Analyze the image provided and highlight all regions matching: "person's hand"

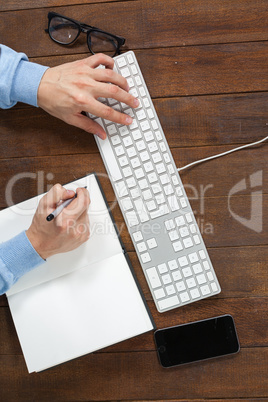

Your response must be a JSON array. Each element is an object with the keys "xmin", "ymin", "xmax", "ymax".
[
  {"xmin": 26, "ymin": 184, "xmax": 90, "ymax": 260},
  {"xmin": 37, "ymin": 53, "xmax": 140, "ymax": 140}
]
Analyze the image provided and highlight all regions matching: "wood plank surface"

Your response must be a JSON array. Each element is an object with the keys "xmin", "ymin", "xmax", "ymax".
[
  {"xmin": 0, "ymin": 0, "xmax": 267, "ymax": 400},
  {"xmin": 0, "ymin": 349, "xmax": 267, "ymax": 401},
  {"xmin": 1, "ymin": 1, "xmax": 268, "ymax": 52},
  {"xmin": 1, "ymin": 92, "xmax": 268, "ymax": 158}
]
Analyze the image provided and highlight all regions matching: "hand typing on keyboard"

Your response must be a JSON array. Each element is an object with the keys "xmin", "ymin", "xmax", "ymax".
[
  {"xmin": 90, "ymin": 51, "xmax": 221, "ymax": 313},
  {"xmin": 37, "ymin": 53, "xmax": 140, "ymax": 140}
]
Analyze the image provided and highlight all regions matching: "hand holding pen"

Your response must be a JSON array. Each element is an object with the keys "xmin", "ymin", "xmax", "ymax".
[{"xmin": 26, "ymin": 184, "xmax": 90, "ymax": 260}]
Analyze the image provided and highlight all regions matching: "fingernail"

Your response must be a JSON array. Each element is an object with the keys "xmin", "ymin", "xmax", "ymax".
[
  {"xmin": 96, "ymin": 132, "xmax": 106, "ymax": 140},
  {"xmin": 134, "ymin": 98, "xmax": 140, "ymax": 107},
  {"xmin": 125, "ymin": 116, "xmax": 133, "ymax": 124},
  {"xmin": 67, "ymin": 190, "xmax": 74, "ymax": 196},
  {"xmin": 126, "ymin": 84, "xmax": 130, "ymax": 92}
]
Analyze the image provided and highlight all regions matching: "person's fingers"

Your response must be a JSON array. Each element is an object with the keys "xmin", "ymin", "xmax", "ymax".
[
  {"xmin": 67, "ymin": 113, "xmax": 107, "ymax": 139},
  {"xmin": 62, "ymin": 187, "xmax": 90, "ymax": 220},
  {"xmin": 41, "ymin": 184, "xmax": 75, "ymax": 210},
  {"xmin": 94, "ymin": 82, "xmax": 140, "ymax": 110},
  {"xmin": 83, "ymin": 99, "xmax": 134, "ymax": 127},
  {"xmin": 83, "ymin": 53, "xmax": 114, "ymax": 70},
  {"xmin": 92, "ymin": 68, "xmax": 129, "ymax": 92}
]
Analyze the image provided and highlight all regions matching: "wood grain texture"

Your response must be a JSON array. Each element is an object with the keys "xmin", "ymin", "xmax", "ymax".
[
  {"xmin": 0, "ymin": 0, "xmax": 126, "ymax": 12},
  {"xmin": 0, "ymin": 349, "xmax": 267, "ymax": 401},
  {"xmin": 1, "ymin": 92, "xmax": 267, "ymax": 157},
  {"xmin": 1, "ymin": 0, "xmax": 268, "ymax": 53}
]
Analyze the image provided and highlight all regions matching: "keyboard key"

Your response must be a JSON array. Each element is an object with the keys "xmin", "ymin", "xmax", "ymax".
[
  {"xmin": 175, "ymin": 216, "xmax": 185, "ymax": 226},
  {"xmin": 173, "ymin": 241, "xmax": 183, "ymax": 252},
  {"xmin": 188, "ymin": 252, "xmax": 199, "ymax": 263},
  {"xmin": 193, "ymin": 234, "xmax": 201, "ymax": 244},
  {"xmin": 141, "ymin": 252, "xmax": 151, "ymax": 263},
  {"xmin": 178, "ymin": 256, "xmax": 188, "ymax": 267},
  {"xmin": 167, "ymin": 194, "xmax": 180, "ymax": 211},
  {"xmin": 133, "ymin": 231, "xmax": 143, "ymax": 242},
  {"xmin": 146, "ymin": 267, "xmax": 161, "ymax": 288},
  {"xmin": 192, "ymin": 263, "xmax": 203, "ymax": 274},
  {"xmin": 172, "ymin": 270, "xmax": 182, "ymax": 281},
  {"xmin": 169, "ymin": 230, "xmax": 179, "ymax": 241},
  {"xmin": 144, "ymin": 130, "xmax": 154, "ymax": 142},
  {"xmin": 190, "ymin": 288, "xmax": 201, "ymax": 299},
  {"xmin": 137, "ymin": 242, "xmax": 147, "ymax": 253},
  {"xmin": 211, "ymin": 282, "xmax": 218, "ymax": 292},
  {"xmin": 203, "ymin": 260, "xmax": 210, "ymax": 270},
  {"xmin": 154, "ymin": 288, "xmax": 165, "ymax": 300},
  {"xmin": 152, "ymin": 152, "xmax": 162, "ymax": 163},
  {"xmin": 200, "ymin": 285, "xmax": 211, "ymax": 296},
  {"xmin": 121, "ymin": 67, "xmax": 131, "ymax": 77},
  {"xmin": 126, "ymin": 177, "xmax": 136, "ymax": 188},
  {"xmin": 134, "ymin": 168, "xmax": 145, "ymax": 179},
  {"xmin": 123, "ymin": 136, "xmax": 133, "ymax": 147},
  {"xmin": 117, "ymin": 56, "xmax": 127, "ymax": 68},
  {"xmin": 183, "ymin": 237, "xmax": 194, "ymax": 248},
  {"xmin": 166, "ymin": 285, "xmax": 176, "ymax": 295},
  {"xmin": 134, "ymin": 198, "xmax": 149, "ymax": 222},
  {"xmin": 131, "ymin": 157, "xmax": 141, "ymax": 169},
  {"xmin": 121, "ymin": 197, "xmax": 133, "ymax": 211},
  {"xmin": 158, "ymin": 295, "xmax": 179, "ymax": 310},
  {"xmin": 137, "ymin": 110, "xmax": 146, "ymax": 120},
  {"xmin": 118, "ymin": 155, "xmax": 128, "ymax": 167},
  {"xmin": 199, "ymin": 250, "xmax": 206, "ymax": 259},
  {"xmin": 158, "ymin": 263, "xmax": 168, "ymax": 274},
  {"xmin": 130, "ymin": 187, "xmax": 140, "ymax": 198},
  {"xmin": 95, "ymin": 134, "xmax": 122, "ymax": 182},
  {"xmin": 119, "ymin": 126, "xmax": 129, "ymax": 136},
  {"xmin": 146, "ymin": 200, "xmax": 157, "ymax": 211},
  {"xmin": 180, "ymin": 291, "xmax": 190, "ymax": 303},
  {"xmin": 182, "ymin": 267, "xmax": 192, "ymax": 278},
  {"xmin": 115, "ymin": 181, "xmax": 128, "ymax": 198},
  {"xmin": 197, "ymin": 274, "xmax": 206, "ymax": 285},
  {"xmin": 168, "ymin": 259, "xmax": 178, "ymax": 270},
  {"xmin": 165, "ymin": 219, "xmax": 175, "ymax": 230},
  {"xmin": 176, "ymin": 281, "xmax": 186, "ymax": 292},
  {"xmin": 147, "ymin": 238, "xmax": 157, "ymax": 249},
  {"xmin": 179, "ymin": 226, "xmax": 189, "ymax": 237},
  {"xmin": 150, "ymin": 204, "xmax": 169, "ymax": 219},
  {"xmin": 186, "ymin": 277, "xmax": 196, "ymax": 288},
  {"xmin": 125, "ymin": 210, "xmax": 139, "ymax": 227},
  {"xmin": 143, "ymin": 189, "xmax": 152, "ymax": 200},
  {"xmin": 162, "ymin": 274, "xmax": 172, "ymax": 285}
]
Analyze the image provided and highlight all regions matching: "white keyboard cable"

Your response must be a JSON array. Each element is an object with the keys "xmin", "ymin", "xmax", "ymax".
[{"xmin": 177, "ymin": 135, "xmax": 268, "ymax": 172}]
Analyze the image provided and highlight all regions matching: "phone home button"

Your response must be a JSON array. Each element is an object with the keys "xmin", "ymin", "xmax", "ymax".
[{"xmin": 158, "ymin": 345, "xmax": 166, "ymax": 354}]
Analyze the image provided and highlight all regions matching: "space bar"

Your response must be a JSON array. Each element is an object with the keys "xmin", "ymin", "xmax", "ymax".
[{"xmin": 95, "ymin": 119, "xmax": 122, "ymax": 182}]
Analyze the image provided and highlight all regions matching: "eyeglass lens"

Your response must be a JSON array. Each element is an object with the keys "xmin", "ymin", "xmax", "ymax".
[
  {"xmin": 88, "ymin": 31, "xmax": 118, "ymax": 55},
  {"xmin": 49, "ymin": 16, "xmax": 79, "ymax": 44}
]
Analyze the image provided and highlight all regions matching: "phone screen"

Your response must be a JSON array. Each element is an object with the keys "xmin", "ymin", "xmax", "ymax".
[{"xmin": 154, "ymin": 315, "xmax": 239, "ymax": 367}]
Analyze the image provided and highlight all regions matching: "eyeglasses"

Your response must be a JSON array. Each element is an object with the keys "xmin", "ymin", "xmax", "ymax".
[{"xmin": 45, "ymin": 12, "xmax": 126, "ymax": 57}]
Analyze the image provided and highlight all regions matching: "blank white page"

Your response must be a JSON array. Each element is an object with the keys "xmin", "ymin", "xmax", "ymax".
[
  {"xmin": 8, "ymin": 253, "xmax": 154, "ymax": 373},
  {"xmin": 3, "ymin": 174, "xmax": 123, "ymax": 296}
]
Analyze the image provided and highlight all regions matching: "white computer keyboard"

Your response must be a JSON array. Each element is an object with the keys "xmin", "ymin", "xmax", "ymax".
[{"xmin": 89, "ymin": 51, "xmax": 221, "ymax": 313}]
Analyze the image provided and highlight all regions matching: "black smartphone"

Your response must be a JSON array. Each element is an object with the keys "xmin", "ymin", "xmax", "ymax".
[{"xmin": 154, "ymin": 314, "xmax": 240, "ymax": 368}]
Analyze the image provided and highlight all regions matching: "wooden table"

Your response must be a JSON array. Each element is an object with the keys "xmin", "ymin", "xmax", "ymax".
[{"xmin": 0, "ymin": 1, "xmax": 267, "ymax": 400}]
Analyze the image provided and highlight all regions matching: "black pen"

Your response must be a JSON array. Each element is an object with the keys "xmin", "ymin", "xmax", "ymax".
[{"xmin": 46, "ymin": 186, "xmax": 87, "ymax": 222}]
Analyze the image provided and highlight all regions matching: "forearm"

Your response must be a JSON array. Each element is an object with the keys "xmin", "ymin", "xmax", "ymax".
[
  {"xmin": 0, "ymin": 44, "xmax": 48, "ymax": 109},
  {"xmin": 0, "ymin": 231, "xmax": 45, "ymax": 295}
]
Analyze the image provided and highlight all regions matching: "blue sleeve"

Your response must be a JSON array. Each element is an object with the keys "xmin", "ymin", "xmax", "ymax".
[
  {"xmin": 0, "ymin": 44, "xmax": 49, "ymax": 109},
  {"xmin": 0, "ymin": 231, "xmax": 45, "ymax": 295}
]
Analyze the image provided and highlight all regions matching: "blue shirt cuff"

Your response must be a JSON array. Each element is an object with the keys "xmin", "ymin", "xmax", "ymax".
[
  {"xmin": 0, "ymin": 231, "xmax": 45, "ymax": 294},
  {"xmin": 11, "ymin": 60, "xmax": 49, "ymax": 107}
]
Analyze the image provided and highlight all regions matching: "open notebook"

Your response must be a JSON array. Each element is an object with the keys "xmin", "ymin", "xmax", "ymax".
[{"xmin": 0, "ymin": 174, "xmax": 155, "ymax": 373}]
